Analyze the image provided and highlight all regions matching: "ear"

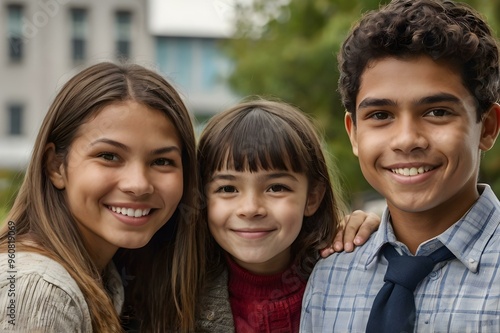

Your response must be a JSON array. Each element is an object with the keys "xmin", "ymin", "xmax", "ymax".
[
  {"xmin": 45, "ymin": 143, "xmax": 66, "ymax": 190},
  {"xmin": 345, "ymin": 112, "xmax": 358, "ymax": 156},
  {"xmin": 479, "ymin": 103, "xmax": 500, "ymax": 151},
  {"xmin": 304, "ymin": 183, "xmax": 326, "ymax": 217}
]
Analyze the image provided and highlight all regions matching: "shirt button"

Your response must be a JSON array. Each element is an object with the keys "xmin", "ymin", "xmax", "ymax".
[{"xmin": 206, "ymin": 311, "xmax": 215, "ymax": 321}]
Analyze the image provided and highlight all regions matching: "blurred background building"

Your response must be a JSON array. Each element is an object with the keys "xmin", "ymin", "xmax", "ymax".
[
  {"xmin": 151, "ymin": 0, "xmax": 239, "ymax": 131},
  {"xmin": 1, "ymin": 0, "xmax": 497, "ymax": 216},
  {"xmin": 0, "ymin": 0, "xmax": 239, "ymax": 170}
]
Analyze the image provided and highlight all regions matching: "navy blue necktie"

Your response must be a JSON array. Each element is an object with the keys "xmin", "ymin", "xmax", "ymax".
[{"xmin": 366, "ymin": 244, "xmax": 455, "ymax": 333}]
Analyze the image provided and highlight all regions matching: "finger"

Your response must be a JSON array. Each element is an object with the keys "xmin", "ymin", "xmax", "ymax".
[
  {"xmin": 352, "ymin": 212, "xmax": 380, "ymax": 246},
  {"xmin": 319, "ymin": 246, "xmax": 334, "ymax": 258},
  {"xmin": 332, "ymin": 225, "xmax": 345, "ymax": 252},
  {"xmin": 343, "ymin": 212, "xmax": 363, "ymax": 252}
]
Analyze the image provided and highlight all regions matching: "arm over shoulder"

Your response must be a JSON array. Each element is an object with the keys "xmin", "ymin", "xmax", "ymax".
[{"xmin": 0, "ymin": 252, "xmax": 92, "ymax": 333}]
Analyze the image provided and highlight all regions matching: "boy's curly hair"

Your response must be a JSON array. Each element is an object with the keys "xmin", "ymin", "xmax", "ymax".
[{"xmin": 339, "ymin": 0, "xmax": 499, "ymax": 122}]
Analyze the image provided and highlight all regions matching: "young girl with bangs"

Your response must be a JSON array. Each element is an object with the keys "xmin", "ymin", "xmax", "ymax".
[
  {"xmin": 194, "ymin": 98, "xmax": 372, "ymax": 332},
  {"xmin": 0, "ymin": 62, "xmax": 202, "ymax": 332}
]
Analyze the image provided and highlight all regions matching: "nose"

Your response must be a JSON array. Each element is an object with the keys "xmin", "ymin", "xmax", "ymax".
[
  {"xmin": 236, "ymin": 192, "xmax": 267, "ymax": 219},
  {"xmin": 390, "ymin": 115, "xmax": 429, "ymax": 154},
  {"xmin": 119, "ymin": 162, "xmax": 154, "ymax": 196}
]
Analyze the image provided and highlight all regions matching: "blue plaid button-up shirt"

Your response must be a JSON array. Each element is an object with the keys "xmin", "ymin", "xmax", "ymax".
[{"xmin": 301, "ymin": 184, "xmax": 500, "ymax": 333}]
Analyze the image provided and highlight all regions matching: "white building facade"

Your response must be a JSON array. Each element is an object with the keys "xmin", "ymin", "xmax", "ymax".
[
  {"xmin": 0, "ymin": 0, "xmax": 240, "ymax": 170},
  {"xmin": 0, "ymin": 0, "xmax": 153, "ymax": 169}
]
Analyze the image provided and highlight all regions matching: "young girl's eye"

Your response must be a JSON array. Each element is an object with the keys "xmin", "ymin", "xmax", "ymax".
[
  {"xmin": 153, "ymin": 158, "xmax": 174, "ymax": 166},
  {"xmin": 97, "ymin": 152, "xmax": 118, "ymax": 161},
  {"xmin": 216, "ymin": 185, "xmax": 237, "ymax": 193},
  {"xmin": 268, "ymin": 184, "xmax": 290, "ymax": 192}
]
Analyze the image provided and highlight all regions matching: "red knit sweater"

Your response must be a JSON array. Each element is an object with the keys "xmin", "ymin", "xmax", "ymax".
[{"xmin": 226, "ymin": 257, "xmax": 307, "ymax": 333}]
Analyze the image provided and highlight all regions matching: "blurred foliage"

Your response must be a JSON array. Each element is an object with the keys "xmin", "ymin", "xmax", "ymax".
[
  {"xmin": 0, "ymin": 207, "xmax": 7, "ymax": 226},
  {"xmin": 0, "ymin": 169, "xmax": 24, "ymax": 223},
  {"xmin": 222, "ymin": 0, "xmax": 500, "ymax": 203}
]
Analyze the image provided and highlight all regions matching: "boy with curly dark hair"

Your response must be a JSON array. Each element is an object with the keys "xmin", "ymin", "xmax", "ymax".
[{"xmin": 301, "ymin": 1, "xmax": 500, "ymax": 332}]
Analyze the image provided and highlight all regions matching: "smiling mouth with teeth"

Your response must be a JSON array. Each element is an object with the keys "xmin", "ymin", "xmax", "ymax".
[
  {"xmin": 108, "ymin": 206, "xmax": 152, "ymax": 218},
  {"xmin": 391, "ymin": 166, "xmax": 434, "ymax": 176}
]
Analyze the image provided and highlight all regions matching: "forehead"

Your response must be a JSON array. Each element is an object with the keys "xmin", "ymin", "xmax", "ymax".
[
  {"xmin": 356, "ymin": 56, "xmax": 474, "ymax": 109},
  {"xmin": 73, "ymin": 101, "xmax": 182, "ymax": 149}
]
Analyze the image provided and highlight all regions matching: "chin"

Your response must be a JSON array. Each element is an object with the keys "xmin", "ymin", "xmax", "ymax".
[{"xmin": 115, "ymin": 238, "xmax": 151, "ymax": 250}]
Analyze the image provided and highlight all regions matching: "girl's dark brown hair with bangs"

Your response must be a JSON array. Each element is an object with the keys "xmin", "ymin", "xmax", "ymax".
[{"xmin": 197, "ymin": 98, "xmax": 346, "ymax": 278}]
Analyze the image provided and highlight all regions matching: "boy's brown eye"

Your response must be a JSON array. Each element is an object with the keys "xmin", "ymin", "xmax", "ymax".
[
  {"xmin": 426, "ymin": 109, "xmax": 450, "ymax": 117},
  {"xmin": 370, "ymin": 112, "xmax": 390, "ymax": 120}
]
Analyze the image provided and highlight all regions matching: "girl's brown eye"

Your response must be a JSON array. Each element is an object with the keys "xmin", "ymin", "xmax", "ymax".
[
  {"xmin": 98, "ymin": 153, "xmax": 117, "ymax": 161},
  {"xmin": 268, "ymin": 184, "xmax": 289, "ymax": 192},
  {"xmin": 217, "ymin": 185, "xmax": 237, "ymax": 193},
  {"xmin": 153, "ymin": 158, "xmax": 174, "ymax": 166}
]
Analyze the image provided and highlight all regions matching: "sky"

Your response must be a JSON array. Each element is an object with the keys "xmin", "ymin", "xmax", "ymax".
[{"xmin": 149, "ymin": 0, "xmax": 239, "ymax": 37}]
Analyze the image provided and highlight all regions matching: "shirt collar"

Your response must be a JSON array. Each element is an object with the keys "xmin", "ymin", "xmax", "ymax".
[
  {"xmin": 363, "ymin": 184, "xmax": 500, "ymax": 273},
  {"xmin": 363, "ymin": 207, "xmax": 395, "ymax": 269}
]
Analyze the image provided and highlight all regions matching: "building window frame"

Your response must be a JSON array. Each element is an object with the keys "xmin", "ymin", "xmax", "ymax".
[
  {"xmin": 7, "ymin": 4, "xmax": 24, "ymax": 63},
  {"xmin": 115, "ymin": 10, "xmax": 132, "ymax": 60},
  {"xmin": 71, "ymin": 8, "xmax": 87, "ymax": 63},
  {"xmin": 7, "ymin": 104, "xmax": 24, "ymax": 136}
]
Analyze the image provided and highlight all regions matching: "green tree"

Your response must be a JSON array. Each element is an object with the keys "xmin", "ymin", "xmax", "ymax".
[
  {"xmin": 472, "ymin": 0, "xmax": 500, "ymax": 194},
  {"xmin": 222, "ymin": 0, "xmax": 500, "ymax": 202},
  {"xmin": 0, "ymin": 170, "xmax": 23, "ymax": 224}
]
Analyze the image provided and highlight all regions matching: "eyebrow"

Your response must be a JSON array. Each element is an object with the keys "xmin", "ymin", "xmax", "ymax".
[
  {"xmin": 264, "ymin": 172, "xmax": 299, "ymax": 182},
  {"xmin": 415, "ymin": 92, "xmax": 462, "ymax": 105},
  {"xmin": 210, "ymin": 171, "xmax": 299, "ymax": 183},
  {"xmin": 358, "ymin": 98, "xmax": 397, "ymax": 110},
  {"xmin": 90, "ymin": 138, "xmax": 181, "ymax": 155},
  {"xmin": 358, "ymin": 92, "xmax": 463, "ymax": 110}
]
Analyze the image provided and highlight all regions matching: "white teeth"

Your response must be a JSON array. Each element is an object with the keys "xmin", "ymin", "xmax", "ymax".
[
  {"xmin": 391, "ymin": 166, "xmax": 433, "ymax": 176},
  {"xmin": 109, "ymin": 206, "xmax": 151, "ymax": 217}
]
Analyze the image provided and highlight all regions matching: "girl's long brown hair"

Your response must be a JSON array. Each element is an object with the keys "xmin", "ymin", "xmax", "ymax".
[{"xmin": 0, "ymin": 62, "xmax": 205, "ymax": 332}]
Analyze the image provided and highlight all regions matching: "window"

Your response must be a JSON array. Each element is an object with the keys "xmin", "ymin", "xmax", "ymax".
[
  {"xmin": 8, "ymin": 104, "xmax": 23, "ymax": 136},
  {"xmin": 156, "ymin": 37, "xmax": 193, "ymax": 89},
  {"xmin": 115, "ymin": 11, "xmax": 132, "ymax": 60},
  {"xmin": 7, "ymin": 4, "xmax": 23, "ymax": 62},
  {"xmin": 156, "ymin": 37, "xmax": 232, "ymax": 92},
  {"xmin": 201, "ymin": 40, "xmax": 217, "ymax": 89},
  {"xmin": 175, "ymin": 39, "xmax": 193, "ymax": 88},
  {"xmin": 71, "ymin": 8, "xmax": 87, "ymax": 62}
]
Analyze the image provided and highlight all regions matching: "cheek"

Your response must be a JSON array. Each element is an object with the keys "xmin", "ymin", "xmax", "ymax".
[
  {"xmin": 356, "ymin": 143, "xmax": 377, "ymax": 167},
  {"xmin": 206, "ymin": 199, "xmax": 222, "ymax": 225},
  {"xmin": 207, "ymin": 216, "xmax": 225, "ymax": 246},
  {"xmin": 280, "ymin": 202, "xmax": 306, "ymax": 232},
  {"xmin": 159, "ymin": 175, "xmax": 184, "ymax": 202},
  {"xmin": 434, "ymin": 129, "xmax": 479, "ymax": 158},
  {"xmin": 64, "ymin": 176, "xmax": 95, "ymax": 203}
]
